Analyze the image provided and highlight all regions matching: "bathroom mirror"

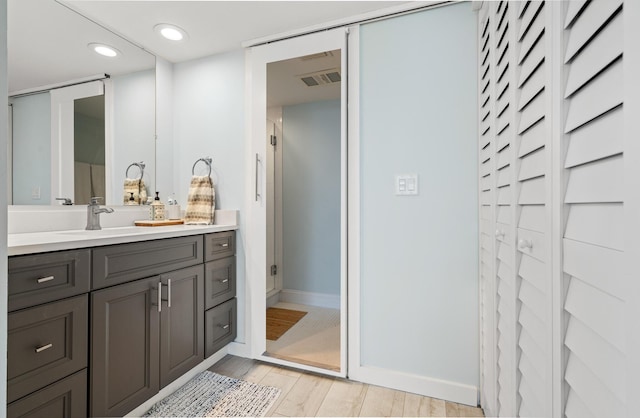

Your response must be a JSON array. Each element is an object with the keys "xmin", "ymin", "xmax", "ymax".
[{"xmin": 8, "ymin": 0, "xmax": 156, "ymax": 205}]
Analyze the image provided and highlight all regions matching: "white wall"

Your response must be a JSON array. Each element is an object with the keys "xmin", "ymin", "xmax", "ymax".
[
  {"xmin": 359, "ymin": 2, "xmax": 478, "ymax": 389},
  {"xmin": 10, "ymin": 92, "xmax": 50, "ymax": 204},
  {"xmin": 155, "ymin": 57, "xmax": 174, "ymax": 203},
  {"xmin": 172, "ymin": 50, "xmax": 247, "ymax": 341},
  {"xmin": 1, "ymin": 0, "xmax": 9, "ymax": 412},
  {"xmin": 282, "ymin": 99, "xmax": 341, "ymax": 296},
  {"xmin": 111, "ymin": 70, "xmax": 155, "ymax": 203}
]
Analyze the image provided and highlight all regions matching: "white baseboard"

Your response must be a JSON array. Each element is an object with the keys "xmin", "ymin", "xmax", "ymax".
[
  {"xmin": 266, "ymin": 291, "xmax": 280, "ymax": 308},
  {"xmin": 227, "ymin": 341, "xmax": 252, "ymax": 358},
  {"xmin": 350, "ymin": 365, "xmax": 479, "ymax": 407},
  {"xmin": 124, "ymin": 345, "xmax": 230, "ymax": 417},
  {"xmin": 279, "ymin": 289, "xmax": 340, "ymax": 309}
]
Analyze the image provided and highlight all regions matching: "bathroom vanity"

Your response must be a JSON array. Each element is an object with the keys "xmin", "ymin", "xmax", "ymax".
[{"xmin": 6, "ymin": 217, "xmax": 238, "ymax": 417}]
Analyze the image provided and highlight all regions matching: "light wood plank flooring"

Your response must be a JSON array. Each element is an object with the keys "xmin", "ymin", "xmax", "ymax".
[{"xmin": 209, "ymin": 355, "xmax": 484, "ymax": 417}]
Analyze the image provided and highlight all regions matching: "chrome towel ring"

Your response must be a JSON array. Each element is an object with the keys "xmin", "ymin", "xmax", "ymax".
[
  {"xmin": 126, "ymin": 161, "xmax": 145, "ymax": 180},
  {"xmin": 192, "ymin": 157, "xmax": 212, "ymax": 176}
]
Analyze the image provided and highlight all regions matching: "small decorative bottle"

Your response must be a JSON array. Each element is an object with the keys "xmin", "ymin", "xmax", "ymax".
[{"xmin": 150, "ymin": 192, "xmax": 165, "ymax": 220}]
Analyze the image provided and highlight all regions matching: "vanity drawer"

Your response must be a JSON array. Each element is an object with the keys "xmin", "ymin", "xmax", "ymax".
[
  {"xmin": 7, "ymin": 369, "xmax": 87, "ymax": 418},
  {"xmin": 204, "ymin": 231, "xmax": 236, "ymax": 262},
  {"xmin": 205, "ymin": 257, "xmax": 236, "ymax": 310},
  {"xmin": 93, "ymin": 235, "xmax": 203, "ymax": 289},
  {"xmin": 8, "ymin": 295, "xmax": 88, "ymax": 403},
  {"xmin": 8, "ymin": 250, "xmax": 90, "ymax": 312},
  {"xmin": 205, "ymin": 298, "xmax": 237, "ymax": 357}
]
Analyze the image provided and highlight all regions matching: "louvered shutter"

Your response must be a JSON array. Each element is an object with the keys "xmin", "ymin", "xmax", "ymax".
[
  {"xmin": 514, "ymin": 2, "xmax": 553, "ymax": 417},
  {"xmin": 493, "ymin": 2, "xmax": 517, "ymax": 416},
  {"xmin": 562, "ymin": 1, "xmax": 626, "ymax": 417},
  {"xmin": 478, "ymin": 7, "xmax": 497, "ymax": 416}
]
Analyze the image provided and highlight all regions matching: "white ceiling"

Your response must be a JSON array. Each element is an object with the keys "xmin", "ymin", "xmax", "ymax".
[{"xmin": 63, "ymin": 1, "xmax": 408, "ymax": 63}]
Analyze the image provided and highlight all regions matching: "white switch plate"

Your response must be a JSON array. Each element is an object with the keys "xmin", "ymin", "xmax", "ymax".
[
  {"xmin": 32, "ymin": 186, "xmax": 41, "ymax": 200},
  {"xmin": 395, "ymin": 174, "xmax": 418, "ymax": 196}
]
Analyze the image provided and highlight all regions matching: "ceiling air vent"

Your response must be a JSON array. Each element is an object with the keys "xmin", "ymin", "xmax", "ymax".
[
  {"xmin": 299, "ymin": 51, "xmax": 334, "ymax": 61},
  {"xmin": 299, "ymin": 68, "xmax": 341, "ymax": 87}
]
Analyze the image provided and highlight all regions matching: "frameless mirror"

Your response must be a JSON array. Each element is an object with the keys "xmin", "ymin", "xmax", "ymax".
[{"xmin": 8, "ymin": 0, "xmax": 156, "ymax": 205}]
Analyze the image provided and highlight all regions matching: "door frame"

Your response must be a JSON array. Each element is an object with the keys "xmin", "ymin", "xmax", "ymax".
[{"xmin": 245, "ymin": 28, "xmax": 349, "ymax": 377}]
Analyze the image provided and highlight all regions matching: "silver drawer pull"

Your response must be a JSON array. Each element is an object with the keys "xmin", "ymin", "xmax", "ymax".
[
  {"xmin": 37, "ymin": 276, "xmax": 55, "ymax": 284},
  {"xmin": 35, "ymin": 343, "xmax": 53, "ymax": 353},
  {"xmin": 219, "ymin": 324, "xmax": 230, "ymax": 330},
  {"xmin": 218, "ymin": 279, "xmax": 229, "ymax": 283},
  {"xmin": 219, "ymin": 243, "xmax": 229, "ymax": 248}
]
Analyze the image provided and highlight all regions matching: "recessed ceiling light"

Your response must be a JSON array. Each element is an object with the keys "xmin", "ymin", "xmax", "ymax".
[
  {"xmin": 88, "ymin": 43, "xmax": 120, "ymax": 58},
  {"xmin": 154, "ymin": 23, "xmax": 188, "ymax": 41}
]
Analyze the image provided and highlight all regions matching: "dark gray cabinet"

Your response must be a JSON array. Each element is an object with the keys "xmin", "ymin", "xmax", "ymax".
[
  {"xmin": 160, "ymin": 265, "xmax": 205, "ymax": 388},
  {"xmin": 204, "ymin": 231, "xmax": 235, "ymax": 262},
  {"xmin": 205, "ymin": 298, "xmax": 237, "ymax": 357},
  {"xmin": 7, "ymin": 295, "xmax": 88, "ymax": 404},
  {"xmin": 7, "ymin": 369, "xmax": 88, "ymax": 418},
  {"xmin": 91, "ymin": 276, "xmax": 161, "ymax": 417},
  {"xmin": 205, "ymin": 256, "xmax": 236, "ymax": 309}
]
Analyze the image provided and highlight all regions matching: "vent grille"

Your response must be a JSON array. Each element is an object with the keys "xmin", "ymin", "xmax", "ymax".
[{"xmin": 299, "ymin": 69, "xmax": 341, "ymax": 87}]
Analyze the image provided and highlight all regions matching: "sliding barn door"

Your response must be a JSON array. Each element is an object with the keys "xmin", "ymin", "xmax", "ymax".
[{"xmin": 476, "ymin": 0, "xmax": 639, "ymax": 416}]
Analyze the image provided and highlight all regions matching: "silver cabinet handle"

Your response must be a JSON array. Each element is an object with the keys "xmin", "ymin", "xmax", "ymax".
[
  {"xmin": 220, "ymin": 243, "xmax": 229, "ymax": 248},
  {"xmin": 219, "ymin": 324, "xmax": 230, "ymax": 330},
  {"xmin": 37, "ymin": 276, "xmax": 55, "ymax": 283},
  {"xmin": 35, "ymin": 343, "xmax": 53, "ymax": 353},
  {"xmin": 167, "ymin": 279, "xmax": 172, "ymax": 308},
  {"xmin": 218, "ymin": 279, "xmax": 229, "ymax": 284},
  {"xmin": 158, "ymin": 281, "xmax": 162, "ymax": 313},
  {"xmin": 255, "ymin": 153, "xmax": 261, "ymax": 201}
]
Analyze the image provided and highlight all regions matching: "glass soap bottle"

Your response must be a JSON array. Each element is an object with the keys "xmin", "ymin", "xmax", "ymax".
[{"xmin": 150, "ymin": 192, "xmax": 165, "ymax": 221}]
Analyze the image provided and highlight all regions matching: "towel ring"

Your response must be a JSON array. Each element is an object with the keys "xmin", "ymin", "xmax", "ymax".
[
  {"xmin": 192, "ymin": 157, "xmax": 212, "ymax": 176},
  {"xmin": 126, "ymin": 162, "xmax": 145, "ymax": 180}
]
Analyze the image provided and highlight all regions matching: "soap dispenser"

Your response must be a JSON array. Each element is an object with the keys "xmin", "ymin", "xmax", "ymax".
[{"xmin": 149, "ymin": 192, "xmax": 165, "ymax": 220}]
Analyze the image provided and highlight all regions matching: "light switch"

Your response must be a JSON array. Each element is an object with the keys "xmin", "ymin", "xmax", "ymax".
[
  {"xmin": 32, "ymin": 186, "xmax": 41, "ymax": 200},
  {"xmin": 395, "ymin": 174, "xmax": 418, "ymax": 196}
]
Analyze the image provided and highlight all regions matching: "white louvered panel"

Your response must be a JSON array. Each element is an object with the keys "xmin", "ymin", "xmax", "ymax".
[
  {"xmin": 519, "ymin": 278, "xmax": 545, "ymax": 316},
  {"xmin": 518, "ymin": 353, "xmax": 545, "ymax": 404},
  {"xmin": 496, "ymin": 222, "xmax": 511, "ymax": 244},
  {"xmin": 480, "ymin": 219, "xmax": 491, "ymax": 236},
  {"xmin": 517, "ymin": 8, "xmax": 544, "ymax": 65},
  {"xmin": 517, "ymin": 228, "xmax": 545, "ymax": 262},
  {"xmin": 496, "ymin": 164, "xmax": 511, "ymax": 187},
  {"xmin": 496, "ymin": 147, "xmax": 510, "ymax": 169},
  {"xmin": 518, "ymin": 379, "xmax": 544, "ymax": 418},
  {"xmin": 482, "ymin": 263, "xmax": 491, "ymax": 281},
  {"xmin": 497, "ymin": 113, "xmax": 510, "ymax": 136},
  {"xmin": 565, "ymin": 278, "xmax": 625, "ymax": 353},
  {"xmin": 518, "ymin": 306, "xmax": 546, "ymax": 352},
  {"xmin": 565, "ymin": 315, "xmax": 626, "ymax": 400},
  {"xmin": 517, "ymin": 37, "xmax": 544, "ymax": 89},
  {"xmin": 564, "ymin": 203, "xmax": 624, "ymax": 250},
  {"xmin": 496, "ymin": 205, "xmax": 511, "ymax": 225},
  {"xmin": 517, "ymin": 62, "xmax": 544, "ymax": 111},
  {"xmin": 518, "ymin": 0, "xmax": 529, "ymax": 18},
  {"xmin": 497, "ymin": 255, "xmax": 512, "ymax": 281},
  {"xmin": 481, "ymin": 190, "xmax": 492, "ymax": 205},
  {"xmin": 518, "ymin": 328, "xmax": 545, "ymax": 374},
  {"xmin": 564, "ymin": 0, "xmax": 623, "ymax": 63},
  {"xmin": 517, "ymin": 118, "xmax": 544, "ymax": 157},
  {"xmin": 480, "ymin": 142, "xmax": 492, "ymax": 164},
  {"xmin": 564, "ymin": 0, "xmax": 589, "ymax": 29},
  {"xmin": 481, "ymin": 173, "xmax": 492, "ymax": 191},
  {"xmin": 518, "ymin": 205, "xmax": 545, "ymax": 233},
  {"xmin": 496, "ymin": 123, "xmax": 512, "ymax": 151},
  {"xmin": 564, "ymin": 107, "xmax": 623, "ymax": 168},
  {"xmin": 563, "ymin": 238, "xmax": 624, "ymax": 299},
  {"xmin": 497, "ymin": 241, "xmax": 511, "ymax": 266},
  {"xmin": 517, "ymin": 1, "xmax": 544, "ymax": 41},
  {"xmin": 497, "ymin": 186, "xmax": 510, "ymax": 205},
  {"xmin": 480, "ymin": 161, "xmax": 491, "ymax": 177},
  {"xmin": 517, "ymin": 147, "xmax": 545, "ymax": 181},
  {"xmin": 517, "ymin": 91, "xmax": 545, "ymax": 134},
  {"xmin": 496, "ymin": 84, "xmax": 509, "ymax": 114},
  {"xmin": 564, "ymin": 12, "xmax": 622, "ymax": 98},
  {"xmin": 564, "ymin": 352, "xmax": 625, "ymax": 417},
  {"xmin": 565, "ymin": 390, "xmax": 598, "ymax": 418},
  {"xmin": 564, "ymin": 155, "xmax": 624, "ymax": 203},
  {"xmin": 481, "ymin": 249, "xmax": 492, "ymax": 267},
  {"xmin": 518, "ymin": 252, "xmax": 545, "ymax": 293},
  {"xmin": 481, "ymin": 233, "xmax": 492, "ymax": 252},
  {"xmin": 517, "ymin": 177, "xmax": 545, "ymax": 205},
  {"xmin": 481, "ymin": 205, "xmax": 492, "ymax": 221},
  {"xmin": 564, "ymin": 59, "xmax": 623, "ymax": 133}
]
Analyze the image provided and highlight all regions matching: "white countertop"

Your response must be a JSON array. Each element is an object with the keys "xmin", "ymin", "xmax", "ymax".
[{"xmin": 8, "ymin": 208, "xmax": 239, "ymax": 256}]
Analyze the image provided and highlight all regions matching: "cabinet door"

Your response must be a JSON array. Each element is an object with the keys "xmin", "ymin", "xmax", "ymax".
[
  {"xmin": 160, "ymin": 265, "xmax": 204, "ymax": 388},
  {"xmin": 91, "ymin": 276, "xmax": 160, "ymax": 417}
]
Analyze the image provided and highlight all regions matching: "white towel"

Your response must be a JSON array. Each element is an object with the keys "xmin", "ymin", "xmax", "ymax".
[{"xmin": 184, "ymin": 176, "xmax": 215, "ymax": 225}]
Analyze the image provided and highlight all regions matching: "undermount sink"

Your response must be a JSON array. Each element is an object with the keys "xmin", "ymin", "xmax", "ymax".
[{"xmin": 57, "ymin": 227, "xmax": 153, "ymax": 237}]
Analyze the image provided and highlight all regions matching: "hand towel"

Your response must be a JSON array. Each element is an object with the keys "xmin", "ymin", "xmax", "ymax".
[
  {"xmin": 184, "ymin": 176, "xmax": 215, "ymax": 225},
  {"xmin": 123, "ymin": 178, "xmax": 148, "ymax": 205}
]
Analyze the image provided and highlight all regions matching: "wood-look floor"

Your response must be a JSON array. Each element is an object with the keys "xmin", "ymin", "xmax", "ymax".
[{"xmin": 209, "ymin": 355, "xmax": 484, "ymax": 417}]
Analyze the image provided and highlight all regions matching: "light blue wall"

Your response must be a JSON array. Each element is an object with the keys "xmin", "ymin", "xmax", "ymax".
[
  {"xmin": 111, "ymin": 70, "xmax": 155, "ymax": 202},
  {"xmin": 282, "ymin": 99, "xmax": 341, "ymax": 296},
  {"xmin": 172, "ymin": 50, "xmax": 246, "ymax": 341},
  {"xmin": 11, "ymin": 92, "xmax": 51, "ymax": 205},
  {"xmin": 360, "ymin": 3, "xmax": 478, "ymax": 386}
]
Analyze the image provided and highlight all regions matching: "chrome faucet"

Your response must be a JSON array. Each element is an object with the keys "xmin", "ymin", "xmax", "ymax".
[
  {"xmin": 86, "ymin": 197, "xmax": 114, "ymax": 230},
  {"xmin": 55, "ymin": 197, "xmax": 73, "ymax": 205}
]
